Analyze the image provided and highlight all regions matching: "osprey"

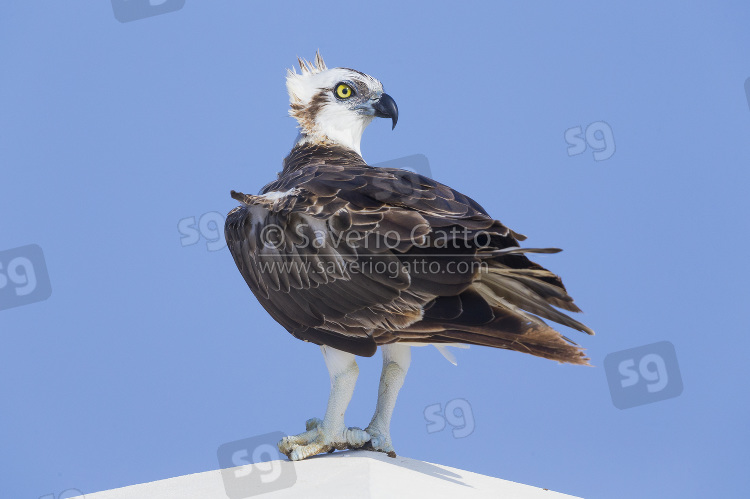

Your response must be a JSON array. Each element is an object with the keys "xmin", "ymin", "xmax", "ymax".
[{"xmin": 225, "ymin": 53, "xmax": 593, "ymax": 461}]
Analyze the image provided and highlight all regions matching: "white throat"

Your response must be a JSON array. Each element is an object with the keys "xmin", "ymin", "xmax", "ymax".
[{"xmin": 294, "ymin": 112, "xmax": 374, "ymax": 155}]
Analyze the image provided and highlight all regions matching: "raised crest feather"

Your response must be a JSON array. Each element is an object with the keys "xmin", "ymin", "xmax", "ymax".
[
  {"xmin": 296, "ymin": 51, "xmax": 327, "ymax": 75},
  {"xmin": 286, "ymin": 51, "xmax": 329, "ymax": 106}
]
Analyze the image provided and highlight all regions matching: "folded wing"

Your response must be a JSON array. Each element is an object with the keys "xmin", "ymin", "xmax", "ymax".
[{"xmin": 225, "ymin": 145, "xmax": 592, "ymax": 363}]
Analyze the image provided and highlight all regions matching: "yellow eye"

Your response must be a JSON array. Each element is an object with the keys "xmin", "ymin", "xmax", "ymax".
[{"xmin": 335, "ymin": 83, "xmax": 353, "ymax": 99}]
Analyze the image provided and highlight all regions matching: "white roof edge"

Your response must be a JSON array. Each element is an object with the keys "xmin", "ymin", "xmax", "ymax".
[{"xmin": 72, "ymin": 450, "xmax": 582, "ymax": 499}]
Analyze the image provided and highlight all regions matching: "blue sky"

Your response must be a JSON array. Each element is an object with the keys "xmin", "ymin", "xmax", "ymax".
[{"xmin": 1, "ymin": 2, "xmax": 749, "ymax": 498}]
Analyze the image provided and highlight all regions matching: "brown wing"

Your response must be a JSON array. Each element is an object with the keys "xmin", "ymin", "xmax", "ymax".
[{"xmin": 225, "ymin": 144, "xmax": 593, "ymax": 363}]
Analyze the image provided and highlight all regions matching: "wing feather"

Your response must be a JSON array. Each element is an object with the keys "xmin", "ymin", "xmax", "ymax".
[{"xmin": 226, "ymin": 143, "xmax": 592, "ymax": 362}]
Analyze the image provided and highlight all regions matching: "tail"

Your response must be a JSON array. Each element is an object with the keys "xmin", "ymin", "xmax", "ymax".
[{"xmin": 397, "ymin": 247, "xmax": 593, "ymax": 365}]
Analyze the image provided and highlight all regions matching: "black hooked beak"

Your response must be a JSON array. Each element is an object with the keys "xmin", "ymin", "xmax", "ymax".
[{"xmin": 372, "ymin": 93, "xmax": 399, "ymax": 130}]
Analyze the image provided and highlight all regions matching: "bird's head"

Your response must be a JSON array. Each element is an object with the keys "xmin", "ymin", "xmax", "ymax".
[{"xmin": 286, "ymin": 52, "xmax": 398, "ymax": 155}]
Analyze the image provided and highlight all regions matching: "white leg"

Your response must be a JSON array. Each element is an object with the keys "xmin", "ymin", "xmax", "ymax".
[
  {"xmin": 366, "ymin": 343, "xmax": 411, "ymax": 456},
  {"xmin": 278, "ymin": 345, "xmax": 370, "ymax": 461}
]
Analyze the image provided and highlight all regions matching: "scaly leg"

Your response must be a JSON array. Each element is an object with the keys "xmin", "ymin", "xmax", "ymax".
[
  {"xmin": 365, "ymin": 343, "xmax": 411, "ymax": 457},
  {"xmin": 278, "ymin": 345, "xmax": 370, "ymax": 461}
]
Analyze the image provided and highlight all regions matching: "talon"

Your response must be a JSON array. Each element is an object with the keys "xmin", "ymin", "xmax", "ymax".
[
  {"xmin": 278, "ymin": 419, "xmax": 372, "ymax": 461},
  {"xmin": 364, "ymin": 426, "xmax": 396, "ymax": 455}
]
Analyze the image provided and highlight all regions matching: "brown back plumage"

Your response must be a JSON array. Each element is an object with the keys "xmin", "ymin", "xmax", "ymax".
[{"xmin": 225, "ymin": 144, "xmax": 593, "ymax": 364}]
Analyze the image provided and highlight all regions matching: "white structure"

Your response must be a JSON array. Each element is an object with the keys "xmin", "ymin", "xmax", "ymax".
[{"xmin": 73, "ymin": 450, "xmax": 581, "ymax": 498}]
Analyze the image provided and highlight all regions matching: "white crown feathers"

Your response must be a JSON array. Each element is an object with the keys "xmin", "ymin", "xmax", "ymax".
[{"xmin": 286, "ymin": 51, "xmax": 328, "ymax": 105}]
